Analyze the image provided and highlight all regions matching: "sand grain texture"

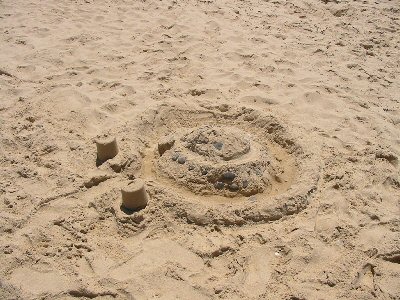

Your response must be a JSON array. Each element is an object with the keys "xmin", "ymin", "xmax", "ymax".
[{"xmin": 0, "ymin": 0, "xmax": 399, "ymax": 299}]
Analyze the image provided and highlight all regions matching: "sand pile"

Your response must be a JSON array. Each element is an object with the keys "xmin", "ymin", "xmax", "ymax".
[
  {"xmin": 139, "ymin": 104, "xmax": 320, "ymax": 225},
  {"xmin": 0, "ymin": 0, "xmax": 399, "ymax": 299}
]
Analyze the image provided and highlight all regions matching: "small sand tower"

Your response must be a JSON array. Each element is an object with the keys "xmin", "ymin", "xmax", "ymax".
[
  {"xmin": 96, "ymin": 136, "xmax": 119, "ymax": 162},
  {"xmin": 121, "ymin": 179, "xmax": 149, "ymax": 210}
]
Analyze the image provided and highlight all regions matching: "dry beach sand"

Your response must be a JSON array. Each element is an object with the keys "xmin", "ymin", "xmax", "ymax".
[{"xmin": 0, "ymin": 0, "xmax": 399, "ymax": 299}]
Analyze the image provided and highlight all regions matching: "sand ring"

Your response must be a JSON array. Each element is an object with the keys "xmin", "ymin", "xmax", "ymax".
[{"xmin": 137, "ymin": 104, "xmax": 320, "ymax": 225}]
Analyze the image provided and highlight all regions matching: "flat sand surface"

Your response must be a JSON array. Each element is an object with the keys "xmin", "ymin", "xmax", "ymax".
[{"xmin": 0, "ymin": 0, "xmax": 399, "ymax": 299}]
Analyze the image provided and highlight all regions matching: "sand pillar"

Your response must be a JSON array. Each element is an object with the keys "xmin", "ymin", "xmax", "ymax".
[
  {"xmin": 96, "ymin": 136, "xmax": 118, "ymax": 162},
  {"xmin": 121, "ymin": 179, "xmax": 149, "ymax": 210}
]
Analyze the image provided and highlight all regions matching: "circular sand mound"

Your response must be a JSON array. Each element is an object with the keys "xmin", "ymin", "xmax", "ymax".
[
  {"xmin": 137, "ymin": 104, "xmax": 320, "ymax": 225},
  {"xmin": 157, "ymin": 125, "xmax": 281, "ymax": 197}
]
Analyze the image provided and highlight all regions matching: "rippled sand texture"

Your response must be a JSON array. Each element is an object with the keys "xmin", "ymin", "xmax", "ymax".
[{"xmin": 0, "ymin": 0, "xmax": 399, "ymax": 299}]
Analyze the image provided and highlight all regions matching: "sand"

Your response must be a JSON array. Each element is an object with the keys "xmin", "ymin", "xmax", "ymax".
[{"xmin": 0, "ymin": 0, "xmax": 399, "ymax": 299}]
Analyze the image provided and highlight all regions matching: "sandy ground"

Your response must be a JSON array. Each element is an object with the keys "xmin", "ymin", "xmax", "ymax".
[{"xmin": 0, "ymin": 0, "xmax": 399, "ymax": 299}]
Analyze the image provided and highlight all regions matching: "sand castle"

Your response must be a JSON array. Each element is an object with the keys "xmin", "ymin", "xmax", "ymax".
[
  {"xmin": 91, "ymin": 104, "xmax": 319, "ymax": 224},
  {"xmin": 121, "ymin": 179, "xmax": 149, "ymax": 210},
  {"xmin": 95, "ymin": 136, "xmax": 119, "ymax": 162},
  {"xmin": 136, "ymin": 104, "xmax": 320, "ymax": 225},
  {"xmin": 156, "ymin": 125, "xmax": 281, "ymax": 197}
]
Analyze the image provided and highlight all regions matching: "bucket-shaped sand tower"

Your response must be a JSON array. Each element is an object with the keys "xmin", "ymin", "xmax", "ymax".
[
  {"xmin": 96, "ymin": 136, "xmax": 119, "ymax": 162},
  {"xmin": 121, "ymin": 179, "xmax": 149, "ymax": 210}
]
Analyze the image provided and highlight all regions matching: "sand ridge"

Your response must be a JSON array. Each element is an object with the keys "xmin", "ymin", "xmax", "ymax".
[{"xmin": 0, "ymin": 0, "xmax": 399, "ymax": 299}]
